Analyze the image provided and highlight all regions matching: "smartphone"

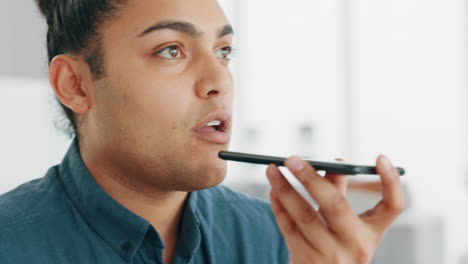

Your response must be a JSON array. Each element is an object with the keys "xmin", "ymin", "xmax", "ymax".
[{"xmin": 218, "ymin": 151, "xmax": 405, "ymax": 176}]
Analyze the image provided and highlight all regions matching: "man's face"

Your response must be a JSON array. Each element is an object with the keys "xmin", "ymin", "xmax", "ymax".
[{"xmin": 86, "ymin": 0, "xmax": 234, "ymax": 191}]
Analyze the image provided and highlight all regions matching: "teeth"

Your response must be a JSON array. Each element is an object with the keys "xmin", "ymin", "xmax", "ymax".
[{"xmin": 207, "ymin": 120, "xmax": 222, "ymax": 127}]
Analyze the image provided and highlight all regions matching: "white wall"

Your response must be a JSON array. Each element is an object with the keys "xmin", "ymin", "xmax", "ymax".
[
  {"xmin": 223, "ymin": 0, "xmax": 468, "ymax": 263},
  {"xmin": 0, "ymin": 1, "xmax": 47, "ymax": 78},
  {"xmin": 0, "ymin": 78, "xmax": 71, "ymax": 194},
  {"xmin": 224, "ymin": 0, "xmax": 348, "ymax": 185},
  {"xmin": 352, "ymin": 1, "xmax": 468, "ymax": 262}
]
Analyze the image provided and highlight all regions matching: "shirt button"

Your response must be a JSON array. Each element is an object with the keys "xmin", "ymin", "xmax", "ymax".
[{"xmin": 121, "ymin": 241, "xmax": 133, "ymax": 252}]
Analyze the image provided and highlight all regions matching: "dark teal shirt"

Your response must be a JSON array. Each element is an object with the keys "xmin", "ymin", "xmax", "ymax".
[{"xmin": 0, "ymin": 140, "xmax": 289, "ymax": 263}]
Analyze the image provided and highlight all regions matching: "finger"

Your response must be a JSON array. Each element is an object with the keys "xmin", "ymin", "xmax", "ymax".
[
  {"xmin": 269, "ymin": 191, "xmax": 319, "ymax": 256},
  {"xmin": 266, "ymin": 164, "xmax": 334, "ymax": 250},
  {"xmin": 284, "ymin": 156, "xmax": 361, "ymax": 240},
  {"xmin": 319, "ymin": 159, "xmax": 349, "ymax": 222},
  {"xmin": 348, "ymin": 180, "xmax": 382, "ymax": 193},
  {"xmin": 324, "ymin": 174, "xmax": 349, "ymax": 195},
  {"xmin": 321, "ymin": 174, "xmax": 348, "ymax": 224},
  {"xmin": 361, "ymin": 155, "xmax": 406, "ymax": 230},
  {"xmin": 323, "ymin": 158, "xmax": 349, "ymax": 195}
]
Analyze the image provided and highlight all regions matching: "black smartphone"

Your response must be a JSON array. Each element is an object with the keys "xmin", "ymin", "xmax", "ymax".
[{"xmin": 218, "ymin": 151, "xmax": 405, "ymax": 176}]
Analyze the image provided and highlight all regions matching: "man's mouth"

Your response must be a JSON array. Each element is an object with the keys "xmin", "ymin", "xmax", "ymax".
[{"xmin": 194, "ymin": 110, "xmax": 231, "ymax": 144}]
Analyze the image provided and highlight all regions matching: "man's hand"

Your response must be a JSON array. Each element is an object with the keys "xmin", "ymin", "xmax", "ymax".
[{"xmin": 266, "ymin": 155, "xmax": 406, "ymax": 264}]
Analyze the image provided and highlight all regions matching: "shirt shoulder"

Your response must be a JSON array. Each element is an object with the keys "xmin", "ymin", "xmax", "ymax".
[{"xmin": 0, "ymin": 165, "xmax": 69, "ymax": 232}]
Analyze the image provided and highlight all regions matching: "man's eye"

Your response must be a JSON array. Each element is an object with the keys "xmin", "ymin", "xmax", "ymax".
[
  {"xmin": 155, "ymin": 45, "xmax": 183, "ymax": 59},
  {"xmin": 215, "ymin": 46, "xmax": 232, "ymax": 60}
]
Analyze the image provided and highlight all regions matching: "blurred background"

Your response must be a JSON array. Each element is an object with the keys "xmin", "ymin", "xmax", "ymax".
[{"xmin": 1, "ymin": 0, "xmax": 468, "ymax": 263}]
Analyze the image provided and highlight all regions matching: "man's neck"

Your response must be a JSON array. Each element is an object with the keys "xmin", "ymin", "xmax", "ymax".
[
  {"xmin": 92, "ymin": 172, "xmax": 188, "ymax": 232},
  {"xmin": 80, "ymin": 145, "xmax": 188, "ymax": 264}
]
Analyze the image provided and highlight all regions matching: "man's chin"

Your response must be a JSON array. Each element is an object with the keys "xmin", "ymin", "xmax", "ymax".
[
  {"xmin": 201, "ymin": 174, "xmax": 226, "ymax": 189},
  {"xmin": 178, "ymin": 169, "xmax": 227, "ymax": 192}
]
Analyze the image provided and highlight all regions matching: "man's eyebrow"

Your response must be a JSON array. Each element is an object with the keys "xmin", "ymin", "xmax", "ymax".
[
  {"xmin": 137, "ymin": 20, "xmax": 200, "ymax": 38},
  {"xmin": 218, "ymin": 24, "xmax": 234, "ymax": 38},
  {"xmin": 137, "ymin": 20, "xmax": 234, "ymax": 39}
]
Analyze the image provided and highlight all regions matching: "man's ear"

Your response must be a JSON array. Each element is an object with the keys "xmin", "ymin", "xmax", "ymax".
[{"xmin": 49, "ymin": 55, "xmax": 90, "ymax": 114}]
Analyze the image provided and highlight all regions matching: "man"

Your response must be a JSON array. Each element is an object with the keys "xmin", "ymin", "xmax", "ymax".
[{"xmin": 0, "ymin": 0, "xmax": 406, "ymax": 263}]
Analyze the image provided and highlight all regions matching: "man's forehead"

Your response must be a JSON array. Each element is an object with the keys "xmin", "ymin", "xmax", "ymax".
[{"xmin": 117, "ymin": 0, "xmax": 230, "ymax": 34}]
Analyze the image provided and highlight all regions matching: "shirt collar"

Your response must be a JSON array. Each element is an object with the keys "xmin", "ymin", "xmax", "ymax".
[
  {"xmin": 57, "ymin": 139, "xmax": 151, "ymax": 261},
  {"xmin": 174, "ymin": 191, "xmax": 201, "ymax": 262},
  {"xmin": 57, "ymin": 138, "xmax": 202, "ymax": 262}
]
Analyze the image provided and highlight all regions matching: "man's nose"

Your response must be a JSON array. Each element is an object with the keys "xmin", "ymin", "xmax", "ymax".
[{"xmin": 194, "ymin": 55, "xmax": 232, "ymax": 98}]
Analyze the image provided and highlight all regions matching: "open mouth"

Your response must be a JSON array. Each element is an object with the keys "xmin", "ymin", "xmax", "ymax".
[
  {"xmin": 194, "ymin": 111, "xmax": 232, "ymax": 144},
  {"xmin": 200, "ymin": 120, "xmax": 227, "ymax": 133}
]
